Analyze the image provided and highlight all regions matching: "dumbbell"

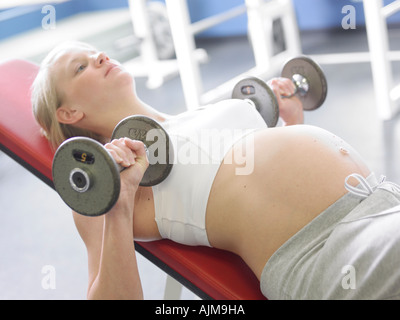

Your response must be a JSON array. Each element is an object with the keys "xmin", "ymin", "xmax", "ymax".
[
  {"xmin": 232, "ymin": 56, "xmax": 328, "ymax": 127},
  {"xmin": 52, "ymin": 115, "xmax": 173, "ymax": 216}
]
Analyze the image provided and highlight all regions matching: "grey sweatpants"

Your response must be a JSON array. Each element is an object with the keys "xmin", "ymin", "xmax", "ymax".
[{"xmin": 260, "ymin": 173, "xmax": 400, "ymax": 299}]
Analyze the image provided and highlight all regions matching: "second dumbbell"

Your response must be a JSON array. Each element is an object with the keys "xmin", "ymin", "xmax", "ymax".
[{"xmin": 232, "ymin": 56, "xmax": 328, "ymax": 127}]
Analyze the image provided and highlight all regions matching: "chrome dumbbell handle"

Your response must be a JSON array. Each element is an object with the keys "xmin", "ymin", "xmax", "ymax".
[{"xmin": 281, "ymin": 74, "xmax": 309, "ymax": 99}]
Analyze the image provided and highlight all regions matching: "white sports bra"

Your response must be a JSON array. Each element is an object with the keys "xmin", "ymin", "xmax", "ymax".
[{"xmin": 152, "ymin": 99, "xmax": 267, "ymax": 247}]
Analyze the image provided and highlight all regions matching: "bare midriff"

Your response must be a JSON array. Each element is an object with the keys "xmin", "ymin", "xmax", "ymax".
[{"xmin": 205, "ymin": 125, "xmax": 371, "ymax": 279}]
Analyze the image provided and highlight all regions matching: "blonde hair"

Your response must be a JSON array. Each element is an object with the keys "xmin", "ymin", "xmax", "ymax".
[{"xmin": 31, "ymin": 41, "xmax": 104, "ymax": 150}]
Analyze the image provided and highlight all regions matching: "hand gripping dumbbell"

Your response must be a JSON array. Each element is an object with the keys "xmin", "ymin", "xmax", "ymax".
[
  {"xmin": 52, "ymin": 116, "xmax": 173, "ymax": 216},
  {"xmin": 232, "ymin": 56, "xmax": 328, "ymax": 127}
]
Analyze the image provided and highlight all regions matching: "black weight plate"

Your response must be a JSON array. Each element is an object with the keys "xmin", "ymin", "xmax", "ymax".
[
  {"xmin": 232, "ymin": 76, "xmax": 279, "ymax": 127},
  {"xmin": 111, "ymin": 115, "xmax": 173, "ymax": 186},
  {"xmin": 52, "ymin": 137, "xmax": 121, "ymax": 216},
  {"xmin": 281, "ymin": 56, "xmax": 328, "ymax": 111}
]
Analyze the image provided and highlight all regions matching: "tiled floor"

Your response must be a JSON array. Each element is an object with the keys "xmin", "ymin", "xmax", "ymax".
[{"xmin": 1, "ymin": 8, "xmax": 400, "ymax": 299}]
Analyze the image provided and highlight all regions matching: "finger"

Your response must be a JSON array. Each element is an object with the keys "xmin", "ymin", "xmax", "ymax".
[
  {"xmin": 272, "ymin": 78, "xmax": 292, "ymax": 97},
  {"xmin": 123, "ymin": 139, "xmax": 149, "ymax": 169},
  {"xmin": 106, "ymin": 139, "xmax": 135, "ymax": 167},
  {"xmin": 106, "ymin": 147, "xmax": 126, "ymax": 167},
  {"xmin": 267, "ymin": 78, "xmax": 285, "ymax": 105},
  {"xmin": 124, "ymin": 139, "xmax": 147, "ymax": 158},
  {"xmin": 107, "ymin": 141, "xmax": 127, "ymax": 164},
  {"xmin": 269, "ymin": 77, "xmax": 296, "ymax": 97},
  {"xmin": 281, "ymin": 78, "xmax": 296, "ymax": 97},
  {"xmin": 267, "ymin": 78, "xmax": 285, "ymax": 98},
  {"xmin": 116, "ymin": 139, "xmax": 138, "ymax": 166}
]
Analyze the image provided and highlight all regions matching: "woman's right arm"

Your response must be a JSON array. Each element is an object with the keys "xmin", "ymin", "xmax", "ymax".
[
  {"xmin": 72, "ymin": 138, "xmax": 149, "ymax": 300},
  {"xmin": 72, "ymin": 212, "xmax": 104, "ymax": 298}
]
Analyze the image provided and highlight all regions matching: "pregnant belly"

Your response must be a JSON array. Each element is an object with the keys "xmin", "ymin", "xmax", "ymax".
[{"xmin": 206, "ymin": 125, "xmax": 371, "ymax": 277}]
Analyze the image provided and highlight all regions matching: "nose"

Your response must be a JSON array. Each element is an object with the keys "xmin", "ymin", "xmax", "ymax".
[{"xmin": 94, "ymin": 52, "xmax": 110, "ymax": 67}]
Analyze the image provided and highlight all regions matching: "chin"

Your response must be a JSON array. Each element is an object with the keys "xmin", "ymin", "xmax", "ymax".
[{"xmin": 114, "ymin": 70, "xmax": 135, "ymax": 91}]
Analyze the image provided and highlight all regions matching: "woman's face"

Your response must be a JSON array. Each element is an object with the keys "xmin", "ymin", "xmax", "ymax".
[{"xmin": 53, "ymin": 45, "xmax": 136, "ymax": 134}]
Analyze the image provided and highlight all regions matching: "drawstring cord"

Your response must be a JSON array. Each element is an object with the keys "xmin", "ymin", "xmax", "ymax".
[{"xmin": 345, "ymin": 173, "xmax": 400, "ymax": 198}]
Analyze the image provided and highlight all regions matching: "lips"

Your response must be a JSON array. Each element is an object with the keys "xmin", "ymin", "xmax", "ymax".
[{"xmin": 105, "ymin": 64, "xmax": 119, "ymax": 77}]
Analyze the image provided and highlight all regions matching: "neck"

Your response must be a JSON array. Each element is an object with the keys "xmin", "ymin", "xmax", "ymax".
[{"xmin": 102, "ymin": 100, "xmax": 169, "ymax": 141}]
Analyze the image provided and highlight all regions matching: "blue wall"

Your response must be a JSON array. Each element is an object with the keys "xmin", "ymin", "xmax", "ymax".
[
  {"xmin": 293, "ymin": 0, "xmax": 400, "ymax": 31},
  {"xmin": 0, "ymin": 2, "xmax": 74, "ymax": 40},
  {"xmin": 187, "ymin": 0, "xmax": 247, "ymax": 37},
  {"xmin": 0, "ymin": 0, "xmax": 128, "ymax": 40},
  {"xmin": 188, "ymin": 0, "xmax": 400, "ymax": 35},
  {"xmin": 1, "ymin": 0, "xmax": 400, "ymax": 41}
]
